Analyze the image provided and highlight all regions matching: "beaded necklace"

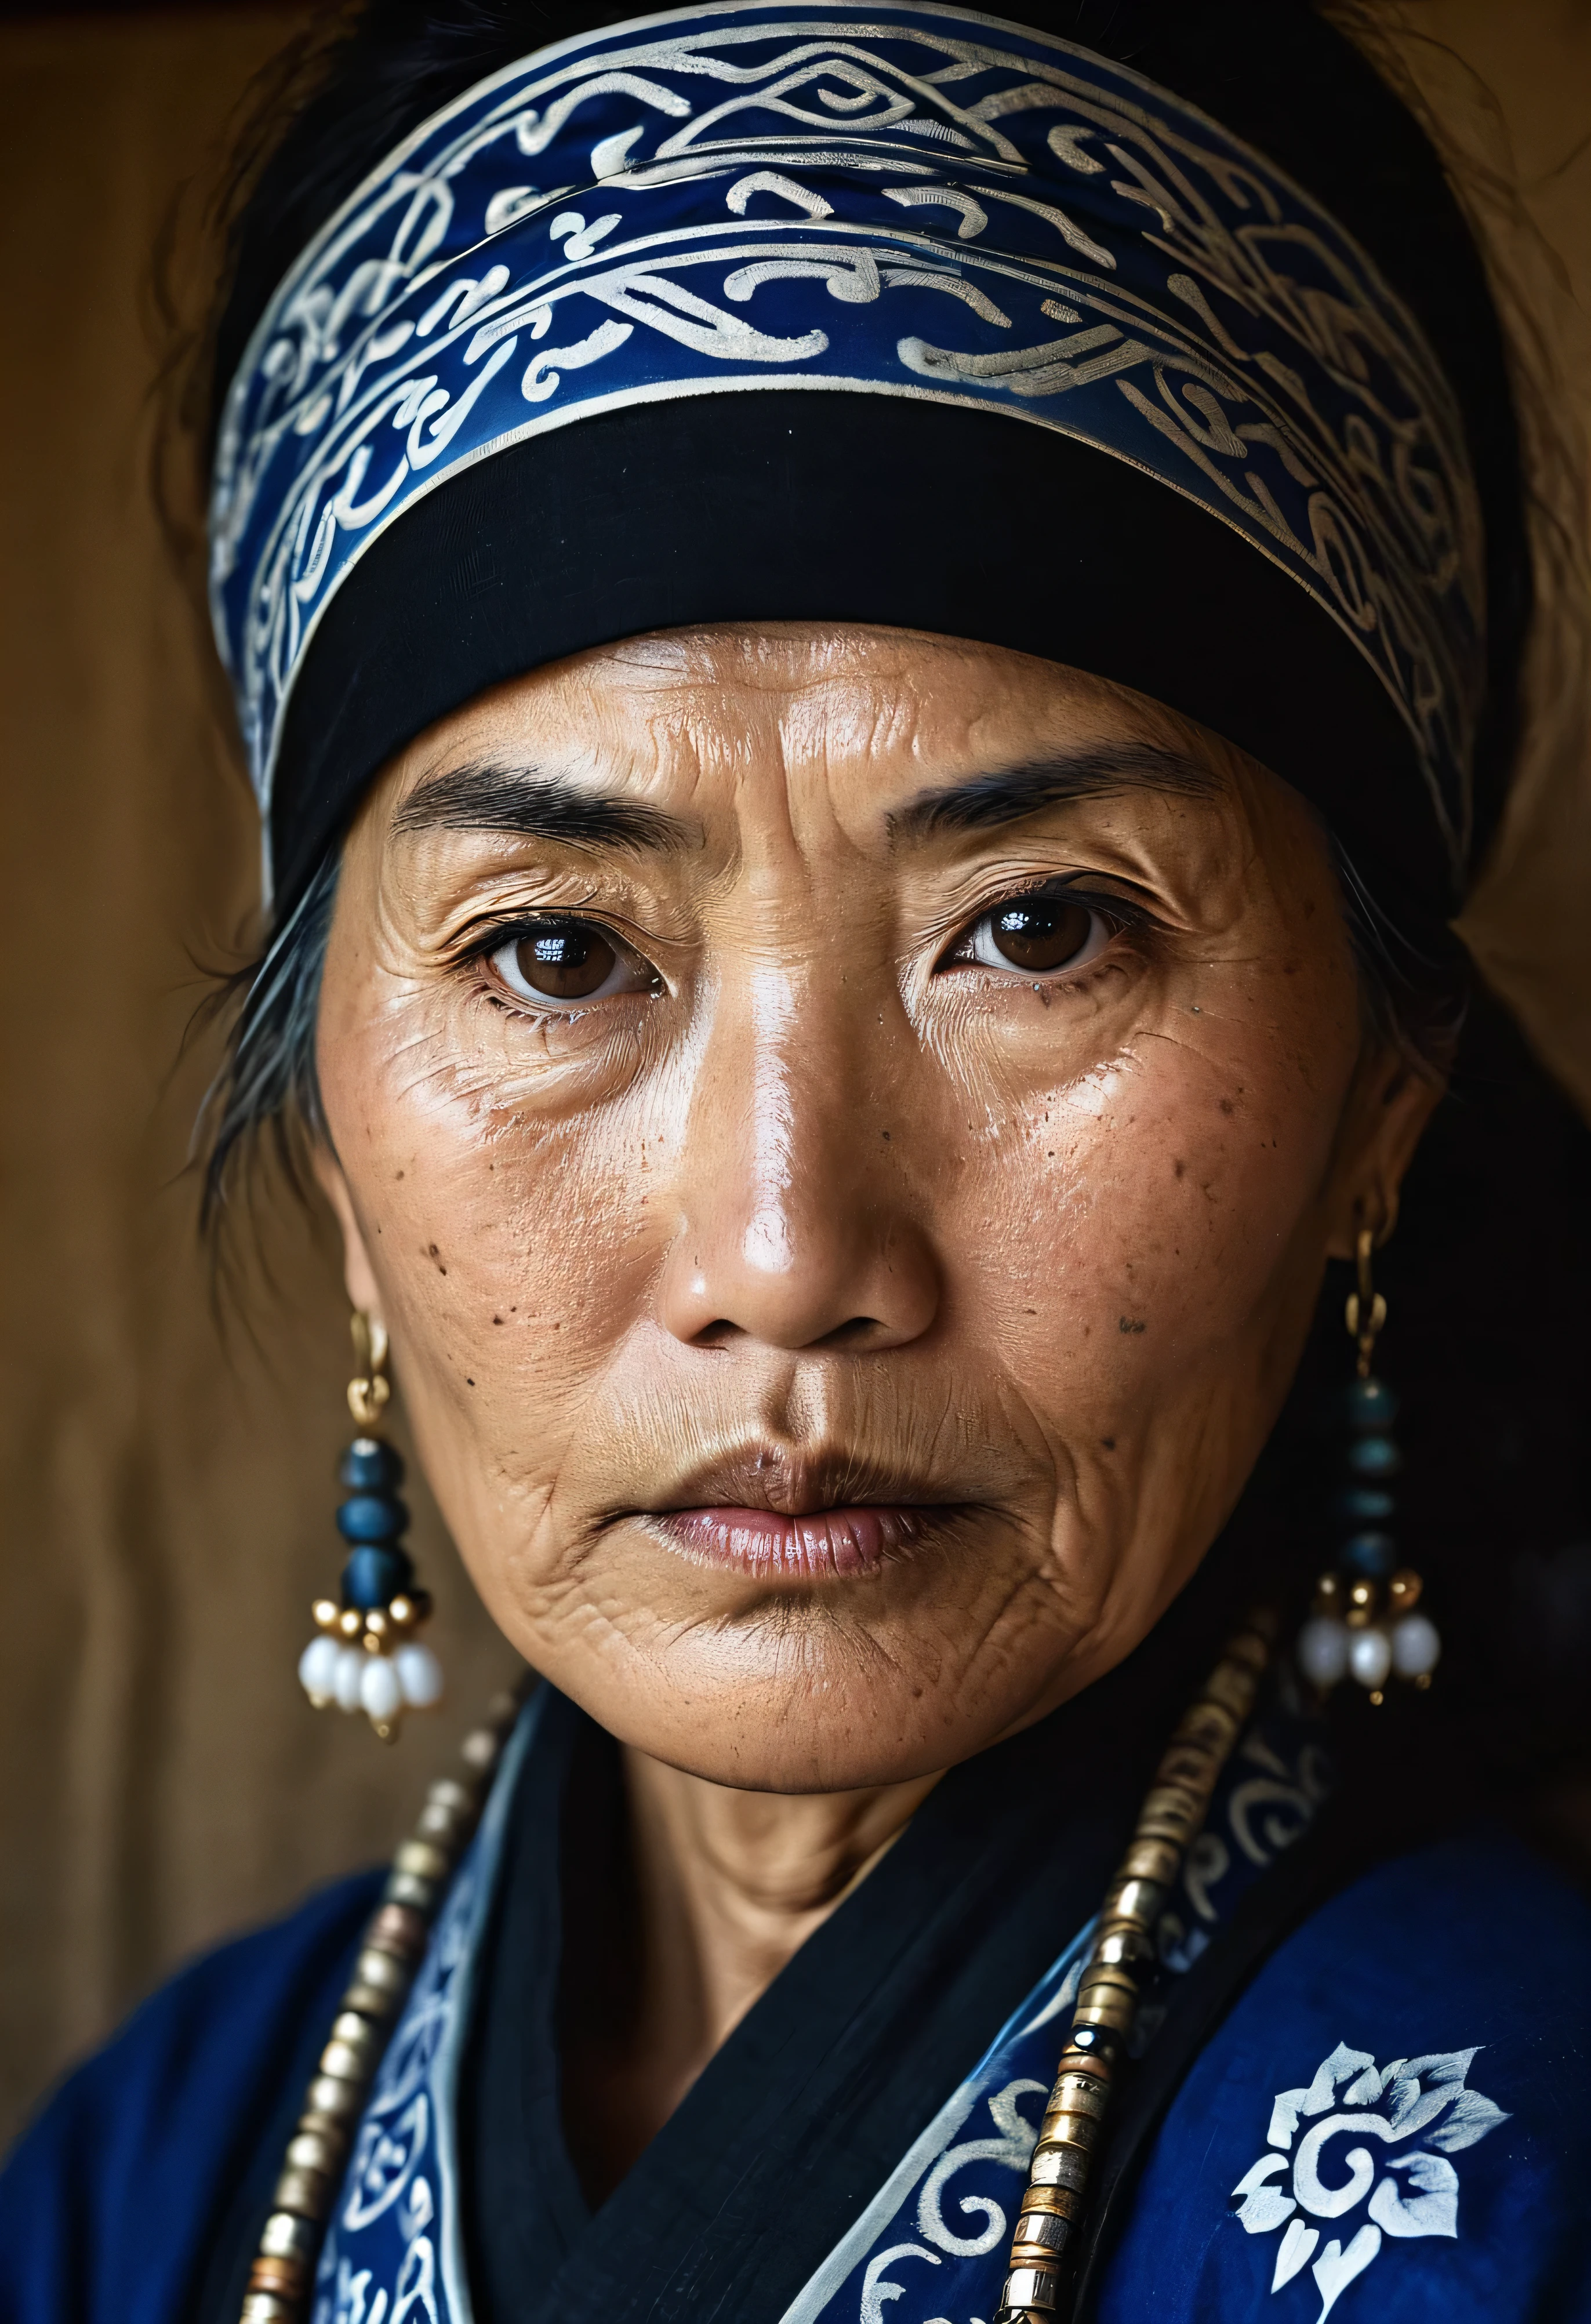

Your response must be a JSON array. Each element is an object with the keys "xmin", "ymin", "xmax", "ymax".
[{"xmin": 238, "ymin": 1616, "xmax": 1273, "ymax": 2324}]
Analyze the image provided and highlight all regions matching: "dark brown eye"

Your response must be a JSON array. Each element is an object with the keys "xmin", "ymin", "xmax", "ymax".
[
  {"xmin": 489, "ymin": 920, "xmax": 651, "ymax": 1004},
  {"xmin": 961, "ymin": 896, "xmax": 1107, "ymax": 976}
]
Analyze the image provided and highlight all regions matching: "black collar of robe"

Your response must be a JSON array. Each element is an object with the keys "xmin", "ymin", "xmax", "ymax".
[{"xmin": 459, "ymin": 1599, "xmax": 1229, "ymax": 2324}]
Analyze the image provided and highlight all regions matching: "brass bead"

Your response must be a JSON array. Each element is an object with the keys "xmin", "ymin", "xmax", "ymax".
[
  {"xmin": 416, "ymin": 1798, "xmax": 472, "ymax": 1845},
  {"xmin": 273, "ymin": 2164, "xmax": 334, "ymax": 2218},
  {"xmin": 249, "ymin": 2258, "xmax": 306, "ymax": 2292},
  {"xmin": 1204, "ymin": 1662, "xmax": 1258, "ymax": 1719},
  {"xmin": 364, "ymin": 1608, "xmax": 389, "ymax": 1642},
  {"xmin": 1225, "ymin": 1624, "xmax": 1272, "ymax": 1672},
  {"xmin": 1001, "ymin": 2263, "xmax": 1060, "ymax": 2311},
  {"xmin": 337, "ymin": 1607, "xmax": 362, "ymax": 1640},
  {"xmin": 1174, "ymin": 1697, "xmax": 1241, "ymax": 1751},
  {"xmin": 1119, "ymin": 1837, "xmax": 1180, "ymax": 1885},
  {"xmin": 304, "ymin": 2074, "xmax": 364, "ymax": 2121},
  {"xmin": 345, "ymin": 1982, "xmax": 400, "ymax": 2021},
  {"xmin": 1090, "ymin": 1924, "xmax": 1154, "ymax": 1967},
  {"xmin": 1135, "ymin": 1785, "xmax": 1203, "ymax": 1843},
  {"xmin": 1033, "ymin": 2127, "xmax": 1094, "ymax": 2176},
  {"xmin": 241, "ymin": 2291, "xmax": 297, "ymax": 2324},
  {"xmin": 1099, "ymin": 1875, "xmax": 1164, "ymax": 1926},
  {"xmin": 1346, "ymin": 1578, "xmax": 1378, "ymax": 1628},
  {"xmin": 1073, "ymin": 1991, "xmax": 1136, "ymax": 2032},
  {"xmin": 364, "ymin": 1902, "xmax": 428, "ymax": 1958},
  {"xmin": 312, "ymin": 1599, "xmax": 340, "ymax": 1633},
  {"xmin": 394, "ymin": 1839, "xmax": 450, "ymax": 1883},
  {"xmin": 287, "ymin": 2126, "xmax": 347, "ymax": 2174},
  {"xmin": 1012, "ymin": 2212, "xmax": 1074, "ymax": 2260},
  {"xmin": 319, "ymin": 2040, "xmax": 371, "ymax": 2085},
  {"xmin": 261, "ymin": 2210, "xmax": 319, "ymax": 2260},
  {"xmin": 384, "ymin": 1869, "xmax": 439, "ymax": 1913},
  {"xmin": 1019, "ymin": 2183, "xmax": 1084, "ymax": 2224},
  {"xmin": 351, "ymin": 1946, "xmax": 410, "ymax": 2000},
  {"xmin": 1388, "ymin": 1568, "xmax": 1424, "ymax": 1611},
  {"xmin": 1016, "ymin": 2183, "xmax": 1084, "ymax": 2219},
  {"xmin": 1155, "ymin": 1740, "xmax": 1218, "ymax": 1789},
  {"xmin": 1049, "ymin": 2065, "xmax": 1110, "ymax": 2110},
  {"xmin": 1078, "ymin": 1958, "xmax": 1138, "ymax": 1994},
  {"xmin": 387, "ymin": 1594, "xmax": 415, "ymax": 1628}
]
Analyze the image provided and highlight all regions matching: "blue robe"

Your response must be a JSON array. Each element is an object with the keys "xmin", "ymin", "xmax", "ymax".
[{"xmin": 3, "ymin": 1666, "xmax": 1588, "ymax": 2324}]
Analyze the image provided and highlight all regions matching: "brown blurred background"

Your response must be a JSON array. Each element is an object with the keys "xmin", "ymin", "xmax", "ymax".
[{"xmin": 0, "ymin": 0, "xmax": 1586, "ymax": 2147}]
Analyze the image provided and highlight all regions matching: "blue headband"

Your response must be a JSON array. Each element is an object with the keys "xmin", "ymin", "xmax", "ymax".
[{"xmin": 210, "ymin": 2, "xmax": 1484, "ymax": 906}]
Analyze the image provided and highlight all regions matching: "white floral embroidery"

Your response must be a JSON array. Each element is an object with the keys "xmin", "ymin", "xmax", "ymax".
[{"xmin": 1233, "ymin": 2042, "xmax": 1509, "ymax": 2320}]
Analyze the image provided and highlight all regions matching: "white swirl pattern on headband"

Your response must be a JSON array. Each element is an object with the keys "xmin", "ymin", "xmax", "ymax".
[{"xmin": 210, "ymin": 1, "xmax": 1483, "ymax": 868}]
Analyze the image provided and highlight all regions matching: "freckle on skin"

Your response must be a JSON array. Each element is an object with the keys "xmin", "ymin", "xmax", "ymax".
[
  {"xmin": 1174, "ymin": 1159, "xmax": 1186, "ymax": 1178},
  {"xmin": 1219, "ymin": 1098, "xmax": 1235, "ymax": 1116},
  {"xmin": 1102, "ymin": 1436, "xmax": 1116, "ymax": 1450}
]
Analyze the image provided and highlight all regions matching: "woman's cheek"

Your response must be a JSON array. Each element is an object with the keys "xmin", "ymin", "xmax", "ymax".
[{"xmin": 957, "ymin": 1036, "xmax": 1332, "ymax": 1417}]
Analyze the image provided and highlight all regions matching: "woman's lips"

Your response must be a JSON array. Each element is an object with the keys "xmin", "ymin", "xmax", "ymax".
[{"xmin": 653, "ymin": 1504, "xmax": 934, "ymax": 1578}]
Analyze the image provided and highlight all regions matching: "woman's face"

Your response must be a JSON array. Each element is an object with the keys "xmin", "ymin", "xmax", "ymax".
[{"xmin": 317, "ymin": 626, "xmax": 1433, "ymax": 1791}]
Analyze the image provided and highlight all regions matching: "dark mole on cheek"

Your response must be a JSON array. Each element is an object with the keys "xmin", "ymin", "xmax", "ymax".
[
  {"xmin": 466, "ymin": 1378, "xmax": 475, "ymax": 1387},
  {"xmin": 1174, "ymin": 1159, "xmax": 1186, "ymax": 1178},
  {"xmin": 1118, "ymin": 1316, "xmax": 1146, "ymax": 1334},
  {"xmin": 1219, "ymin": 1098, "xmax": 1236, "ymax": 1116},
  {"xmin": 427, "ymin": 1241, "xmax": 448, "ymax": 1276},
  {"xmin": 1102, "ymin": 1436, "xmax": 1116, "ymax": 1450},
  {"xmin": 881, "ymin": 1130, "xmax": 891, "ymax": 1141}
]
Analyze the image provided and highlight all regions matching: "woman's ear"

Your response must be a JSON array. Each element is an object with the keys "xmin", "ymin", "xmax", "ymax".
[
  {"xmin": 312, "ymin": 1145, "xmax": 384, "ymax": 1320},
  {"xmin": 1323, "ymin": 1047, "xmax": 1445, "ymax": 1260}
]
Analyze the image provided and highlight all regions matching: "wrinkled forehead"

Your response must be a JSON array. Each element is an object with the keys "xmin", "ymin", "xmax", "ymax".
[{"xmin": 359, "ymin": 623, "xmax": 1296, "ymax": 899}]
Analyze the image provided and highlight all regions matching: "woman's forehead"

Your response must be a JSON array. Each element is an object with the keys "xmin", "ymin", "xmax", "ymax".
[
  {"xmin": 386, "ymin": 626, "xmax": 1202, "ymax": 804},
  {"xmin": 355, "ymin": 624, "xmax": 1317, "ymax": 931}
]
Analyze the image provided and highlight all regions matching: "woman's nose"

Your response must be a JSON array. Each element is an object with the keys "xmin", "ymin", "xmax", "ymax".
[{"xmin": 655, "ymin": 967, "xmax": 942, "ymax": 1352}]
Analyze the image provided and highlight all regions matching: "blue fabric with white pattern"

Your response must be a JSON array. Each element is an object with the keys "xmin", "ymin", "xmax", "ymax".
[{"xmin": 1, "ymin": 1706, "xmax": 1586, "ymax": 2324}]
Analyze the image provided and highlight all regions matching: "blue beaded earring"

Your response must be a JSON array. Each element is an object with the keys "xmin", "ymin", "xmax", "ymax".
[
  {"xmin": 1296, "ymin": 1227, "xmax": 1441, "ymax": 1703},
  {"xmin": 296, "ymin": 1313, "xmax": 444, "ymax": 1741}
]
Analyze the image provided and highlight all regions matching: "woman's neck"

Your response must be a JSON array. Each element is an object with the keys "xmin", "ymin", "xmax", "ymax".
[{"xmin": 561, "ymin": 1745, "xmax": 940, "ymax": 2203}]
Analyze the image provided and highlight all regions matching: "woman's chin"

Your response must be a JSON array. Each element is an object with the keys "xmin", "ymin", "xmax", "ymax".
[{"xmin": 506, "ymin": 1571, "xmax": 1091, "ymax": 1793}]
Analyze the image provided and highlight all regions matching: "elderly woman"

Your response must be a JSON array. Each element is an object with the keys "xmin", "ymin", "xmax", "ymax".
[{"xmin": 3, "ymin": 1, "xmax": 1589, "ymax": 2320}]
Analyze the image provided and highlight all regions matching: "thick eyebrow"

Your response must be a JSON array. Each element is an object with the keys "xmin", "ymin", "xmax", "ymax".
[
  {"xmin": 887, "ymin": 742, "xmax": 1221, "ymax": 844},
  {"xmin": 393, "ymin": 760, "xmax": 698, "ymax": 854}
]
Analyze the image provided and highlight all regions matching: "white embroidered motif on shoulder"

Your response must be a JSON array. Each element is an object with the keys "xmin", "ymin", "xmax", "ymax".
[{"xmin": 1230, "ymin": 2042, "xmax": 1509, "ymax": 2321}]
